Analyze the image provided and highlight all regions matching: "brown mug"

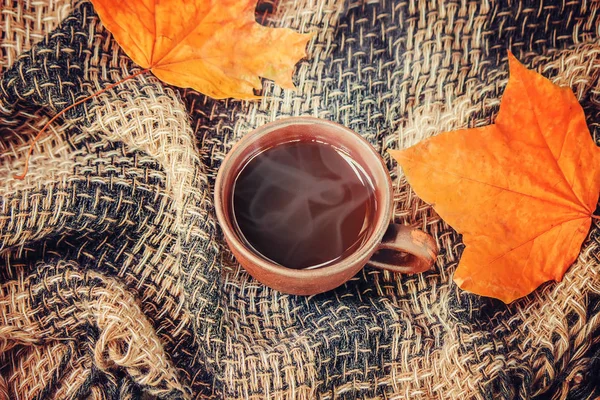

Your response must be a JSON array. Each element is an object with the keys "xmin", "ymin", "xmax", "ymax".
[{"xmin": 214, "ymin": 117, "xmax": 438, "ymax": 295}]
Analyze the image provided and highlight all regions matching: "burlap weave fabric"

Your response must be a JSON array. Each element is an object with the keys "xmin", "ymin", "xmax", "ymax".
[{"xmin": 0, "ymin": 0, "xmax": 599, "ymax": 398}]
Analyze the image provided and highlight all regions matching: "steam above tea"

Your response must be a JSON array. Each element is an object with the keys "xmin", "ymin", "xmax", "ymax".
[{"xmin": 232, "ymin": 140, "xmax": 376, "ymax": 270}]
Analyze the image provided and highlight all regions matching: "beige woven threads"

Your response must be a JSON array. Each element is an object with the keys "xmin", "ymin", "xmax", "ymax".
[
  {"xmin": 0, "ymin": 262, "xmax": 189, "ymax": 399},
  {"xmin": 0, "ymin": 0, "xmax": 75, "ymax": 73}
]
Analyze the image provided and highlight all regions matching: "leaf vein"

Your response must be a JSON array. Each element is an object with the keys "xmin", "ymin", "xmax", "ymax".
[
  {"xmin": 481, "ymin": 215, "xmax": 588, "ymax": 269},
  {"xmin": 518, "ymin": 78, "xmax": 589, "ymax": 211},
  {"xmin": 397, "ymin": 153, "xmax": 589, "ymax": 216}
]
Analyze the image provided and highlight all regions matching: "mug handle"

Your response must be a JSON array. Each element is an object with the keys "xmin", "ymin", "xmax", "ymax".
[{"xmin": 367, "ymin": 224, "xmax": 438, "ymax": 274}]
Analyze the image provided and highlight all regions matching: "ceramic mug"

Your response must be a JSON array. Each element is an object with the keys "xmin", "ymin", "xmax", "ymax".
[{"xmin": 214, "ymin": 117, "xmax": 438, "ymax": 295}]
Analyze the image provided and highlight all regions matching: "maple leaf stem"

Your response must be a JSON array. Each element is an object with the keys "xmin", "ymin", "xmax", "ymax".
[
  {"xmin": 592, "ymin": 214, "xmax": 600, "ymax": 220},
  {"xmin": 14, "ymin": 68, "xmax": 151, "ymax": 180}
]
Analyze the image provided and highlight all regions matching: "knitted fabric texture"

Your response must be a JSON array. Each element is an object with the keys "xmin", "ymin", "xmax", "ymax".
[{"xmin": 1, "ymin": 0, "xmax": 600, "ymax": 399}]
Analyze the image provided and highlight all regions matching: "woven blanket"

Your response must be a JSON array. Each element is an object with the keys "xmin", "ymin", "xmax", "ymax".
[{"xmin": 1, "ymin": 0, "xmax": 599, "ymax": 399}]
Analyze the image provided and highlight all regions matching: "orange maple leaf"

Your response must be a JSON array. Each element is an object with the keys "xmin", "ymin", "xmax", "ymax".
[
  {"xmin": 90, "ymin": 0, "xmax": 312, "ymax": 99},
  {"xmin": 390, "ymin": 52, "xmax": 600, "ymax": 303}
]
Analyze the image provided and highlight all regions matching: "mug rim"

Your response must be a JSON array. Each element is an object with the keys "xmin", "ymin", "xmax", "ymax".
[{"xmin": 214, "ymin": 116, "xmax": 393, "ymax": 280}]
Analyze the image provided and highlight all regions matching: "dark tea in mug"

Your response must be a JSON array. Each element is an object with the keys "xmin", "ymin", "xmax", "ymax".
[{"xmin": 232, "ymin": 140, "xmax": 377, "ymax": 270}]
